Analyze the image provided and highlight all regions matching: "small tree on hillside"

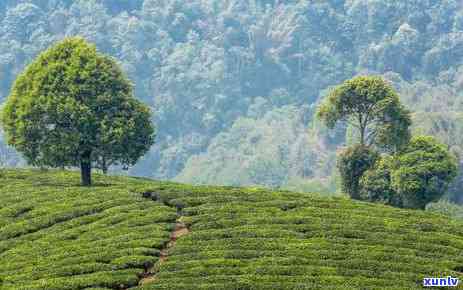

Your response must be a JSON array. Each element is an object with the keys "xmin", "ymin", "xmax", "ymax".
[
  {"xmin": 317, "ymin": 76, "xmax": 411, "ymax": 151},
  {"xmin": 1, "ymin": 37, "xmax": 155, "ymax": 186},
  {"xmin": 317, "ymin": 76, "xmax": 411, "ymax": 199}
]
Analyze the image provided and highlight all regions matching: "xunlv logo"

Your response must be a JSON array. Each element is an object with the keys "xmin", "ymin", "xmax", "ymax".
[{"xmin": 423, "ymin": 276, "xmax": 459, "ymax": 287}]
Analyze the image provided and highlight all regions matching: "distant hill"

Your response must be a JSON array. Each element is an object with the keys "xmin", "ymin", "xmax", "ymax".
[{"xmin": 1, "ymin": 170, "xmax": 462, "ymax": 289}]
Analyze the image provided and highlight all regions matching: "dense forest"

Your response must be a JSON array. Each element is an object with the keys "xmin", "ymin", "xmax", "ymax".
[{"xmin": 0, "ymin": 0, "xmax": 462, "ymax": 202}]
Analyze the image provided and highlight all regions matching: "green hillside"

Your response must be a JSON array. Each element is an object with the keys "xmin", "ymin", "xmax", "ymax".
[{"xmin": 1, "ymin": 170, "xmax": 462, "ymax": 290}]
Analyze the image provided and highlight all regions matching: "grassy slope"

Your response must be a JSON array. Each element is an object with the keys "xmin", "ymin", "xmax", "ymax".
[{"xmin": 1, "ymin": 170, "xmax": 463, "ymax": 290}]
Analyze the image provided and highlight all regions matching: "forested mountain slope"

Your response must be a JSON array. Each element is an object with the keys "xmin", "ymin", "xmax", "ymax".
[
  {"xmin": 1, "ymin": 170, "xmax": 462, "ymax": 289},
  {"xmin": 0, "ymin": 0, "xmax": 463, "ymax": 199}
]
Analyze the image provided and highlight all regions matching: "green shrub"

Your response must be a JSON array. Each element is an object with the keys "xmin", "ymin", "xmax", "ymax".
[
  {"xmin": 393, "ymin": 136, "xmax": 458, "ymax": 209},
  {"xmin": 360, "ymin": 136, "xmax": 459, "ymax": 209},
  {"xmin": 360, "ymin": 156, "xmax": 401, "ymax": 206},
  {"xmin": 337, "ymin": 145, "xmax": 379, "ymax": 200}
]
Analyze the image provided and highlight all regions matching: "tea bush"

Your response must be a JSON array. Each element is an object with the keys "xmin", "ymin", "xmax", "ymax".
[
  {"xmin": 135, "ymin": 184, "xmax": 463, "ymax": 290},
  {"xmin": 0, "ymin": 170, "xmax": 176, "ymax": 289},
  {"xmin": 1, "ymin": 170, "xmax": 463, "ymax": 289}
]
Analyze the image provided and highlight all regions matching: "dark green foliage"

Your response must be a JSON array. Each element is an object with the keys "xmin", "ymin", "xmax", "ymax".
[
  {"xmin": 317, "ymin": 76, "xmax": 411, "ymax": 151},
  {"xmin": 360, "ymin": 156, "xmax": 401, "ymax": 207},
  {"xmin": 411, "ymin": 112, "xmax": 463, "ymax": 203},
  {"xmin": 393, "ymin": 136, "xmax": 458, "ymax": 209},
  {"xmin": 360, "ymin": 136, "xmax": 458, "ymax": 209},
  {"xmin": 337, "ymin": 145, "xmax": 379, "ymax": 200},
  {"xmin": 1, "ymin": 38, "xmax": 155, "ymax": 185}
]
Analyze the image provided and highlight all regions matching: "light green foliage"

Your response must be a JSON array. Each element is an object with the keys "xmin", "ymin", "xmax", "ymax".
[
  {"xmin": 0, "ymin": 169, "xmax": 176, "ymax": 290},
  {"xmin": 0, "ymin": 130, "xmax": 18, "ymax": 169},
  {"xmin": 393, "ymin": 136, "xmax": 458, "ymax": 209},
  {"xmin": 2, "ymin": 169, "xmax": 463, "ymax": 289},
  {"xmin": 176, "ymin": 105, "xmax": 319, "ymax": 189},
  {"xmin": 283, "ymin": 176, "xmax": 335, "ymax": 195},
  {"xmin": 1, "ymin": 37, "xmax": 155, "ymax": 185},
  {"xmin": 0, "ymin": 171, "xmax": 463, "ymax": 290},
  {"xmin": 427, "ymin": 200, "xmax": 463, "ymax": 221},
  {"xmin": 317, "ymin": 76, "xmax": 411, "ymax": 151},
  {"xmin": 318, "ymin": 76, "xmax": 426, "ymax": 203},
  {"xmin": 134, "ymin": 175, "xmax": 463, "ymax": 290},
  {"xmin": 337, "ymin": 145, "xmax": 379, "ymax": 200}
]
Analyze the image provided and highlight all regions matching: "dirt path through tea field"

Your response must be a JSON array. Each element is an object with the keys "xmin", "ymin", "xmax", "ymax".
[{"xmin": 138, "ymin": 220, "xmax": 189, "ymax": 285}]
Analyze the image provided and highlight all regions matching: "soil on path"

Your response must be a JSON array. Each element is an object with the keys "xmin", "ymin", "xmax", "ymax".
[{"xmin": 138, "ymin": 221, "xmax": 189, "ymax": 285}]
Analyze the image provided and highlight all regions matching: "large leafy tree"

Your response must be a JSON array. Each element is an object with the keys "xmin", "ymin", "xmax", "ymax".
[
  {"xmin": 317, "ymin": 76, "xmax": 411, "ymax": 151},
  {"xmin": 1, "ymin": 37, "xmax": 155, "ymax": 186}
]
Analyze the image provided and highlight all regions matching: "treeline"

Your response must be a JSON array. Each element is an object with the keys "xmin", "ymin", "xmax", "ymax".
[{"xmin": 0, "ymin": 0, "xmax": 462, "ymax": 202}]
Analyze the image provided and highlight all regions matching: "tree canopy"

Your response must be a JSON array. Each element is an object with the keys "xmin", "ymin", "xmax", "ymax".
[
  {"xmin": 393, "ymin": 136, "xmax": 458, "ymax": 209},
  {"xmin": 361, "ymin": 136, "xmax": 458, "ymax": 209},
  {"xmin": 317, "ymin": 76, "xmax": 411, "ymax": 151},
  {"xmin": 1, "ymin": 37, "xmax": 155, "ymax": 185}
]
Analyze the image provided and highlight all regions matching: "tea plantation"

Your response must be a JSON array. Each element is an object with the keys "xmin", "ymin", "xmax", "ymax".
[
  {"xmin": 0, "ymin": 170, "xmax": 177, "ymax": 290},
  {"xmin": 1, "ymin": 170, "xmax": 463, "ymax": 289}
]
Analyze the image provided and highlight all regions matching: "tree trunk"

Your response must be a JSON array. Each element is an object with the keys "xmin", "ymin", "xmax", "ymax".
[
  {"xmin": 80, "ymin": 151, "xmax": 92, "ymax": 186},
  {"xmin": 102, "ymin": 157, "xmax": 108, "ymax": 175},
  {"xmin": 358, "ymin": 114, "xmax": 366, "ymax": 146},
  {"xmin": 360, "ymin": 124, "xmax": 366, "ymax": 146}
]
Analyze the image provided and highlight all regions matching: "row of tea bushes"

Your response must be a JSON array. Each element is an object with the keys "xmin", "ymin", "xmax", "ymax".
[{"xmin": 0, "ymin": 170, "xmax": 177, "ymax": 290}]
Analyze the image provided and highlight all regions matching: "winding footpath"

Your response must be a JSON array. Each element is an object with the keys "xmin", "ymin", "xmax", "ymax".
[{"xmin": 138, "ymin": 220, "xmax": 190, "ymax": 286}]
